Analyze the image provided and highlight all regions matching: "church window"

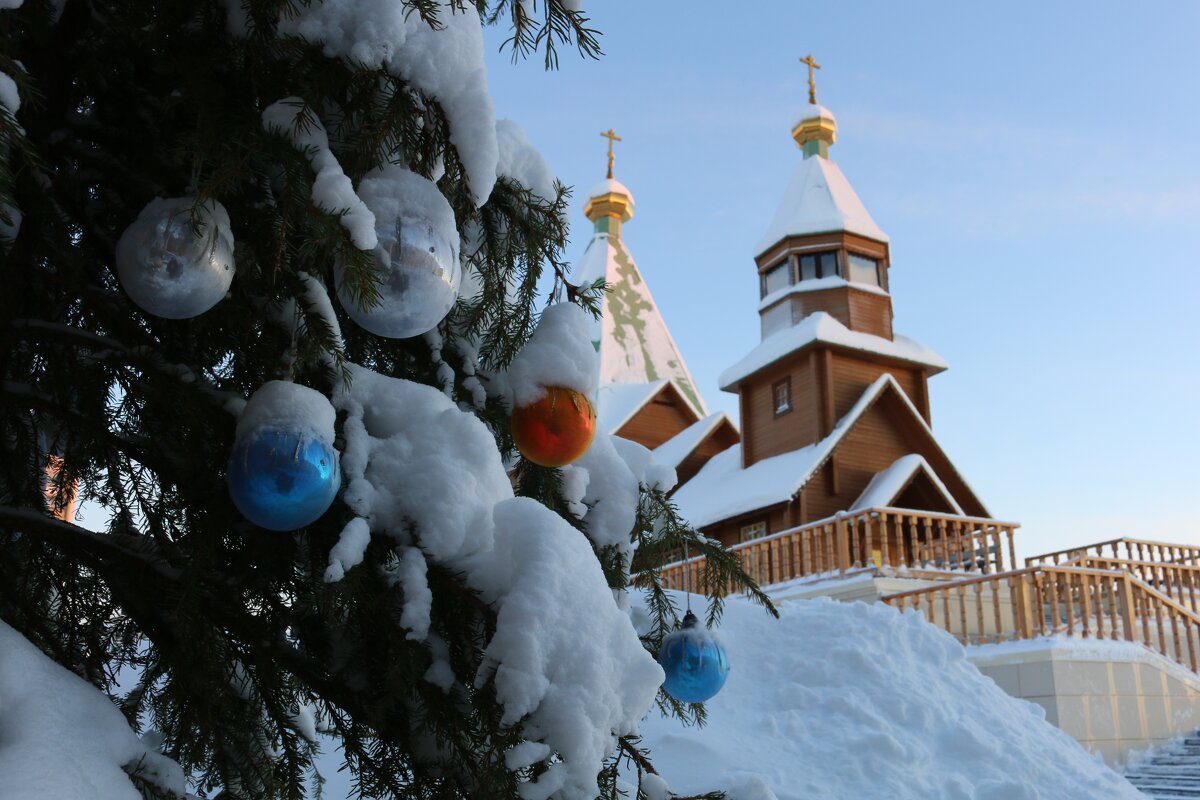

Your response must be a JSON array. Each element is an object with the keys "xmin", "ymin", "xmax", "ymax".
[
  {"xmin": 848, "ymin": 253, "xmax": 881, "ymax": 287},
  {"xmin": 740, "ymin": 521, "xmax": 767, "ymax": 542},
  {"xmin": 799, "ymin": 250, "xmax": 839, "ymax": 281},
  {"xmin": 760, "ymin": 259, "xmax": 792, "ymax": 298},
  {"xmin": 817, "ymin": 250, "xmax": 840, "ymax": 278},
  {"xmin": 799, "ymin": 254, "xmax": 818, "ymax": 281},
  {"xmin": 773, "ymin": 378, "xmax": 791, "ymax": 416}
]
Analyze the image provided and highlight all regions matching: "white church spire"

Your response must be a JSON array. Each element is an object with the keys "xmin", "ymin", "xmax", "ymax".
[{"xmin": 569, "ymin": 132, "xmax": 708, "ymax": 417}]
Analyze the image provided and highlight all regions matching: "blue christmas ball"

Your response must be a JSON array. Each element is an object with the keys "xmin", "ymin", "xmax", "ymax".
[
  {"xmin": 658, "ymin": 611, "xmax": 730, "ymax": 704},
  {"xmin": 227, "ymin": 426, "xmax": 340, "ymax": 531}
]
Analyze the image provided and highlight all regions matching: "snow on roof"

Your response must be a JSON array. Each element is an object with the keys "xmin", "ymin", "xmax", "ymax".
[
  {"xmin": 585, "ymin": 177, "xmax": 634, "ymax": 205},
  {"xmin": 652, "ymin": 412, "xmax": 735, "ymax": 471},
  {"xmin": 673, "ymin": 375, "xmax": 899, "ymax": 528},
  {"xmin": 794, "ymin": 102, "xmax": 836, "ymax": 125},
  {"xmin": 718, "ymin": 311, "xmax": 947, "ymax": 391},
  {"xmin": 631, "ymin": 592, "xmax": 1145, "ymax": 800},
  {"xmin": 851, "ymin": 453, "xmax": 964, "ymax": 514},
  {"xmin": 758, "ymin": 275, "xmax": 887, "ymax": 312},
  {"xmin": 569, "ymin": 229, "xmax": 708, "ymax": 416},
  {"xmin": 754, "ymin": 152, "xmax": 888, "ymax": 256},
  {"xmin": 597, "ymin": 381, "xmax": 666, "ymax": 434}
]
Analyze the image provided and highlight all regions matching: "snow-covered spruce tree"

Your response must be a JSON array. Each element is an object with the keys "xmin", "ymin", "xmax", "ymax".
[{"xmin": 0, "ymin": 1, "xmax": 774, "ymax": 798}]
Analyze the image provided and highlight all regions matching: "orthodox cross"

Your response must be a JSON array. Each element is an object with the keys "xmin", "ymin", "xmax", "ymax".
[
  {"xmin": 799, "ymin": 54, "xmax": 821, "ymax": 105},
  {"xmin": 600, "ymin": 128, "xmax": 622, "ymax": 179}
]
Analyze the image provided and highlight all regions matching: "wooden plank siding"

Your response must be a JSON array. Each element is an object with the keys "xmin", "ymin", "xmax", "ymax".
[
  {"xmin": 740, "ymin": 354, "xmax": 819, "ymax": 467},
  {"xmin": 614, "ymin": 388, "xmax": 698, "ymax": 450},
  {"xmin": 829, "ymin": 354, "xmax": 927, "ymax": 423},
  {"xmin": 702, "ymin": 503, "xmax": 792, "ymax": 549}
]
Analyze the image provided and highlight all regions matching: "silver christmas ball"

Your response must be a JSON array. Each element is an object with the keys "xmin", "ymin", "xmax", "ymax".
[
  {"xmin": 115, "ymin": 197, "xmax": 236, "ymax": 319},
  {"xmin": 336, "ymin": 215, "xmax": 461, "ymax": 339}
]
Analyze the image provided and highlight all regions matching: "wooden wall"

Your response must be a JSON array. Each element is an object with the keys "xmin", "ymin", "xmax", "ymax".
[
  {"xmin": 740, "ymin": 352, "xmax": 818, "ymax": 466},
  {"xmin": 615, "ymin": 390, "xmax": 697, "ymax": 450}
]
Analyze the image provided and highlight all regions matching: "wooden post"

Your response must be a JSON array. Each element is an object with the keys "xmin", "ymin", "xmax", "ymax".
[
  {"xmin": 836, "ymin": 512, "xmax": 850, "ymax": 575},
  {"xmin": 1012, "ymin": 574, "xmax": 1033, "ymax": 640},
  {"xmin": 1116, "ymin": 576, "xmax": 1137, "ymax": 642}
]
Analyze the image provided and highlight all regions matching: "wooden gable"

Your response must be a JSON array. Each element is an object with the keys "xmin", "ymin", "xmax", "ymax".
[
  {"xmin": 802, "ymin": 383, "xmax": 987, "ymax": 522},
  {"xmin": 614, "ymin": 381, "xmax": 702, "ymax": 451}
]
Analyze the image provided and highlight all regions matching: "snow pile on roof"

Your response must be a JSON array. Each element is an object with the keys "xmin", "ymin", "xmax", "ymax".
[
  {"xmin": 631, "ymin": 593, "xmax": 1144, "ymax": 800},
  {"xmin": 597, "ymin": 381, "xmax": 665, "ymax": 434},
  {"xmin": 719, "ymin": 311, "xmax": 947, "ymax": 390},
  {"xmin": 794, "ymin": 102, "xmax": 836, "ymax": 126},
  {"xmin": 277, "ymin": 0, "xmax": 497, "ymax": 207},
  {"xmin": 754, "ymin": 152, "xmax": 888, "ymax": 255},
  {"xmin": 851, "ymin": 453, "xmax": 963, "ymax": 513},
  {"xmin": 0, "ymin": 621, "xmax": 185, "ymax": 799},
  {"xmin": 586, "ymin": 177, "xmax": 634, "ymax": 205},
  {"xmin": 333, "ymin": 365, "xmax": 662, "ymax": 799},
  {"xmin": 652, "ymin": 412, "xmax": 734, "ymax": 471},
  {"xmin": 758, "ymin": 275, "xmax": 887, "ymax": 311}
]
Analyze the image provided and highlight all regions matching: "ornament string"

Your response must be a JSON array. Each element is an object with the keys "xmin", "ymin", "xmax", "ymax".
[{"xmin": 683, "ymin": 539, "xmax": 692, "ymax": 614}]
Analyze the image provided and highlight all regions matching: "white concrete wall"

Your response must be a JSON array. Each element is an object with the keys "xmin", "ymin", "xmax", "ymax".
[{"xmin": 970, "ymin": 640, "xmax": 1200, "ymax": 766}]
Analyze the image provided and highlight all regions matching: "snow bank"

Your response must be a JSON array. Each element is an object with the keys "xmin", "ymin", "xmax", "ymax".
[
  {"xmin": 633, "ymin": 593, "xmax": 1143, "ymax": 800},
  {"xmin": 0, "ymin": 621, "xmax": 184, "ymax": 799},
  {"xmin": 334, "ymin": 365, "xmax": 662, "ymax": 799},
  {"xmin": 278, "ymin": 0, "xmax": 497, "ymax": 207}
]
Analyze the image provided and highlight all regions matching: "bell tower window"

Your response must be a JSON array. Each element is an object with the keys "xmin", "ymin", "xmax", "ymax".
[
  {"xmin": 773, "ymin": 378, "xmax": 791, "ymax": 416},
  {"xmin": 798, "ymin": 250, "xmax": 840, "ymax": 282},
  {"xmin": 760, "ymin": 258, "xmax": 793, "ymax": 298},
  {"xmin": 848, "ymin": 253, "xmax": 881, "ymax": 287}
]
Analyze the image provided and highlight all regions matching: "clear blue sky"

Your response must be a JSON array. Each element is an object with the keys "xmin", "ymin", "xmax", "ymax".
[{"xmin": 482, "ymin": 1, "xmax": 1200, "ymax": 558}]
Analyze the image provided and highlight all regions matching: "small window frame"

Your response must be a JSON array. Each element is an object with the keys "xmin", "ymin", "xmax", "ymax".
[
  {"xmin": 740, "ymin": 521, "xmax": 767, "ymax": 542},
  {"xmin": 772, "ymin": 377, "xmax": 792, "ymax": 417}
]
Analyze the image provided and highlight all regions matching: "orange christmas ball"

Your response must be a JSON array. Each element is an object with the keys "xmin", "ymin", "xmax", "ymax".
[{"xmin": 512, "ymin": 387, "xmax": 597, "ymax": 467}]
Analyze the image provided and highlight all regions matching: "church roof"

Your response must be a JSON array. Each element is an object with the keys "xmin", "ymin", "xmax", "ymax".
[
  {"xmin": 672, "ymin": 374, "xmax": 986, "ymax": 529},
  {"xmin": 570, "ymin": 205, "xmax": 707, "ymax": 417},
  {"xmin": 753, "ymin": 148, "xmax": 889, "ymax": 257},
  {"xmin": 652, "ymin": 412, "xmax": 738, "ymax": 472},
  {"xmin": 850, "ymin": 454, "xmax": 964, "ymax": 514},
  {"xmin": 597, "ymin": 381, "xmax": 668, "ymax": 434},
  {"xmin": 718, "ymin": 311, "xmax": 947, "ymax": 391}
]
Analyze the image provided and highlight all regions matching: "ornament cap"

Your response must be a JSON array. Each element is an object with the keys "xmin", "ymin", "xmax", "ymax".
[{"xmin": 681, "ymin": 610, "xmax": 699, "ymax": 629}]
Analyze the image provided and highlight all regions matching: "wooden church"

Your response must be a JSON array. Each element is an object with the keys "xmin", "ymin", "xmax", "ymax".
[
  {"xmin": 583, "ymin": 88, "xmax": 990, "ymax": 555},
  {"xmin": 583, "ymin": 64, "xmax": 1200, "ymax": 770}
]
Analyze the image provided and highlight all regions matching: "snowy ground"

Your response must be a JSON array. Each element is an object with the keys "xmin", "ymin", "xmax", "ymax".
[{"xmin": 629, "ymin": 593, "xmax": 1145, "ymax": 800}]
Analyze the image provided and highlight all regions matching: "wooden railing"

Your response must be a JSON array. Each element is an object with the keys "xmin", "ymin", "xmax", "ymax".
[
  {"xmin": 659, "ymin": 508, "xmax": 1019, "ymax": 594},
  {"xmin": 1068, "ymin": 555, "xmax": 1200, "ymax": 615},
  {"xmin": 881, "ymin": 565, "xmax": 1200, "ymax": 673},
  {"xmin": 1027, "ymin": 537, "xmax": 1200, "ymax": 568}
]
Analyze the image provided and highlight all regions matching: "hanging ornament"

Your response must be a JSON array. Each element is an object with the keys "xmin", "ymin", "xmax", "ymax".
[
  {"xmin": 658, "ymin": 610, "xmax": 730, "ymax": 704},
  {"xmin": 227, "ymin": 381, "xmax": 340, "ymax": 531},
  {"xmin": 336, "ymin": 166, "xmax": 461, "ymax": 339},
  {"xmin": 115, "ymin": 197, "xmax": 235, "ymax": 319},
  {"xmin": 511, "ymin": 387, "xmax": 597, "ymax": 468}
]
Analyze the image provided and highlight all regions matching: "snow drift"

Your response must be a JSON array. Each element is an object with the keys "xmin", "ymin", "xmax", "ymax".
[{"xmin": 632, "ymin": 594, "xmax": 1143, "ymax": 800}]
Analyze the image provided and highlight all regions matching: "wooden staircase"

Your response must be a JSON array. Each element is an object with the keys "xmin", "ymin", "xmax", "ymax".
[{"xmin": 1125, "ymin": 732, "xmax": 1200, "ymax": 798}]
